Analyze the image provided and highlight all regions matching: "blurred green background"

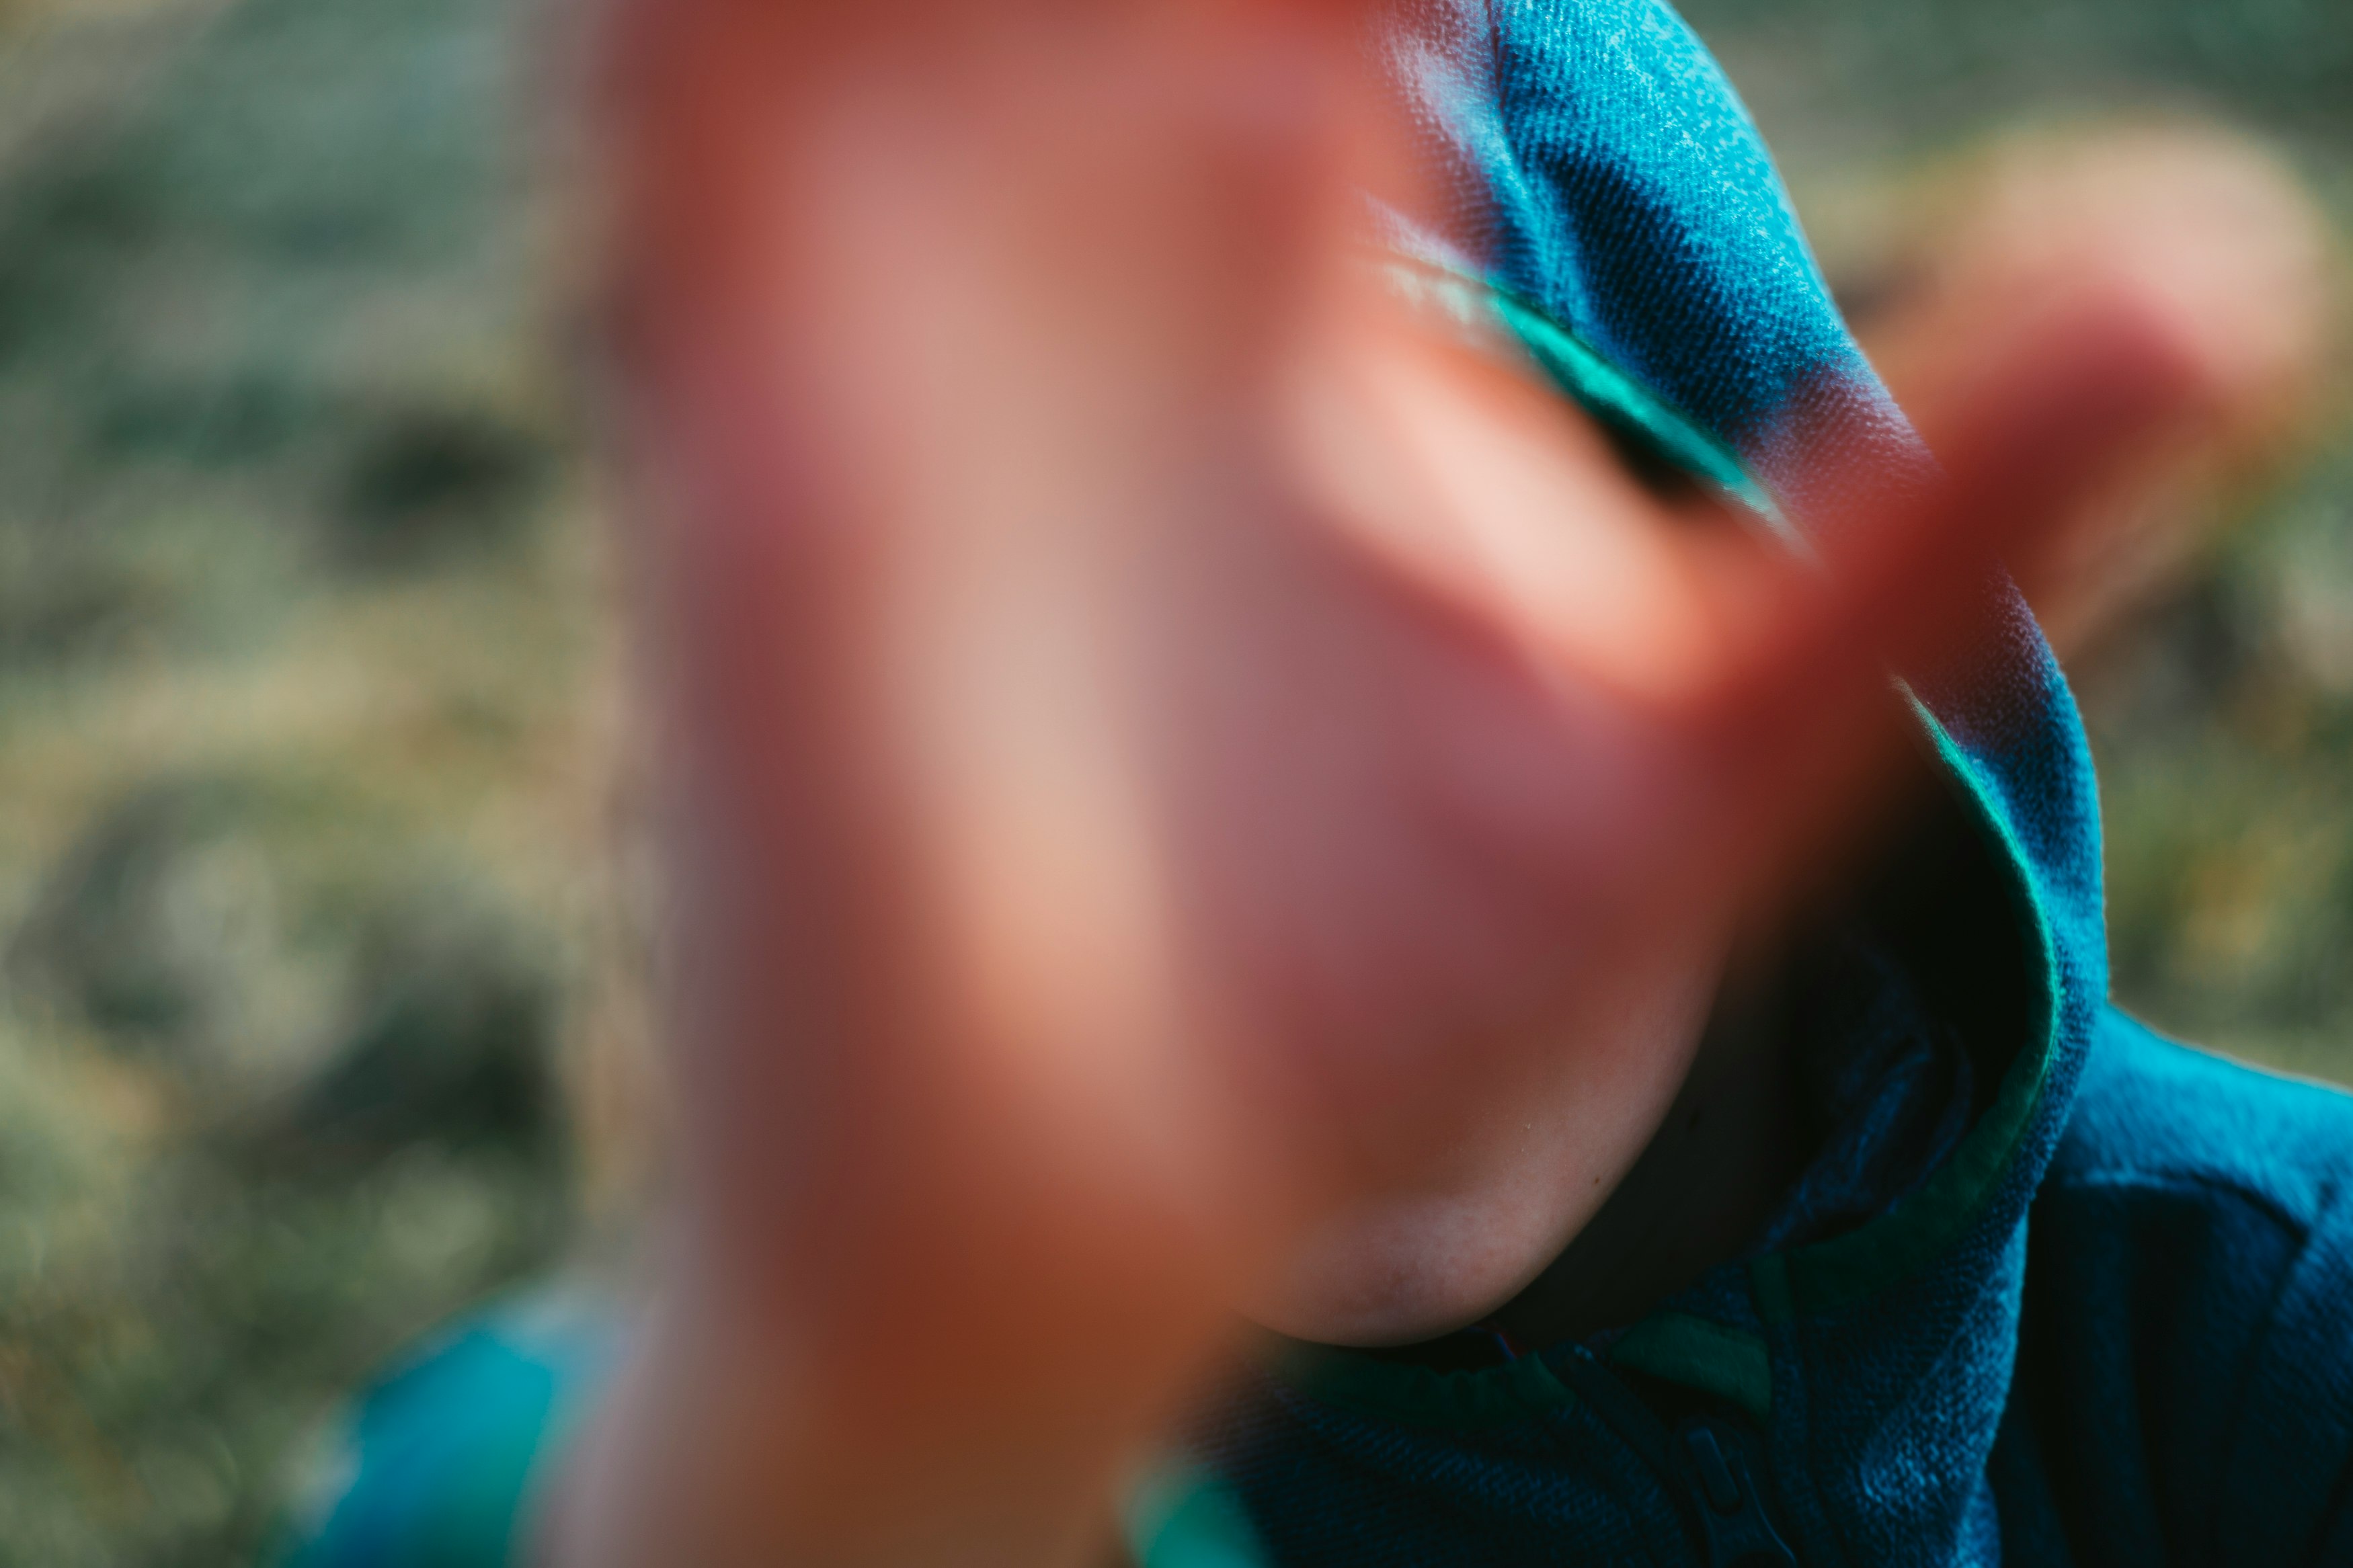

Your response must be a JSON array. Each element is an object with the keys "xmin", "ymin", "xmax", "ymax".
[{"xmin": 0, "ymin": 0, "xmax": 2343, "ymax": 1561}]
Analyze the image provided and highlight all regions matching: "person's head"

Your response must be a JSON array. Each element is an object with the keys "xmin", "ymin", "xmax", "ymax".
[
  {"xmin": 1170, "ymin": 285, "xmax": 1778, "ymax": 1348},
  {"xmin": 601, "ymin": 0, "xmax": 2332, "ymax": 1393}
]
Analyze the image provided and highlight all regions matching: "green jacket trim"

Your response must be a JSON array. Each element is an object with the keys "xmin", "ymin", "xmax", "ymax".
[
  {"xmin": 1606, "ymin": 1311, "xmax": 1773, "ymax": 1420},
  {"xmin": 1126, "ymin": 1462, "xmax": 1278, "ymax": 1568},
  {"xmin": 1265, "ymin": 1336, "xmax": 1579, "ymax": 1429},
  {"xmin": 1378, "ymin": 253, "xmax": 1797, "ymax": 546}
]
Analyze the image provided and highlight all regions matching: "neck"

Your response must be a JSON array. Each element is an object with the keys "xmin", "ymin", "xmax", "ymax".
[{"xmin": 1484, "ymin": 946, "xmax": 1804, "ymax": 1350}]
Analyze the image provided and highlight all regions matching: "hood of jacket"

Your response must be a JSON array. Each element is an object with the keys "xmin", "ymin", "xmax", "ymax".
[{"xmin": 1194, "ymin": 5, "xmax": 2112, "ymax": 1565}]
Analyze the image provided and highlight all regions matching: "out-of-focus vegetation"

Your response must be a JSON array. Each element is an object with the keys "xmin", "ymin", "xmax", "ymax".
[
  {"xmin": 0, "ymin": 0, "xmax": 611, "ymax": 1559},
  {"xmin": 0, "ymin": 0, "xmax": 2340, "ymax": 1561}
]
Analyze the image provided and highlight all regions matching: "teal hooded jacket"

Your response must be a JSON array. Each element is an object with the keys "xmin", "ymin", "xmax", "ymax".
[
  {"xmin": 286, "ymin": 5, "xmax": 2353, "ymax": 1565},
  {"xmin": 1189, "ymin": 5, "xmax": 2353, "ymax": 1565}
]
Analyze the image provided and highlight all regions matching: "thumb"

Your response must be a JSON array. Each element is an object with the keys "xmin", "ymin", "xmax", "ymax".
[{"xmin": 1717, "ymin": 159, "xmax": 2333, "ymax": 755}]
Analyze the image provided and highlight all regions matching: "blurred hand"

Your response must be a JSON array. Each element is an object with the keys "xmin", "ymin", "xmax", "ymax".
[
  {"xmin": 1857, "ymin": 124, "xmax": 2335, "ymax": 655},
  {"xmin": 559, "ymin": 2, "xmax": 2326, "ymax": 1563}
]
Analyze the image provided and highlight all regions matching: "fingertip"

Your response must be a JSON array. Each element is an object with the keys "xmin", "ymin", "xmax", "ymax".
[{"xmin": 1886, "ymin": 128, "xmax": 2337, "ymax": 466}]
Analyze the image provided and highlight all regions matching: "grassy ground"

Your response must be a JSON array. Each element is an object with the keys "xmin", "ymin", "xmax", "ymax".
[
  {"xmin": 0, "ymin": 0, "xmax": 2344, "ymax": 1562},
  {"xmin": 0, "ymin": 0, "xmax": 606, "ymax": 1559}
]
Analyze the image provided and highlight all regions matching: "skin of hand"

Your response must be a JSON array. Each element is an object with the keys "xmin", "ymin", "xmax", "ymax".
[
  {"xmin": 1860, "ymin": 125, "xmax": 2338, "ymax": 657},
  {"xmin": 548, "ymin": 1, "xmax": 2331, "ymax": 1563}
]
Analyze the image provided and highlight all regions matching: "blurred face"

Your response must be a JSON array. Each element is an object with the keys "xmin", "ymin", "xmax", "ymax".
[
  {"xmin": 1232, "ymin": 921, "xmax": 1730, "ymax": 1347},
  {"xmin": 1187, "ymin": 277, "xmax": 1753, "ymax": 1349}
]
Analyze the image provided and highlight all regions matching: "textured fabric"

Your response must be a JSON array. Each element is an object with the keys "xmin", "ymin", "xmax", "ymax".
[
  {"xmin": 1993, "ymin": 1011, "xmax": 2353, "ymax": 1568},
  {"xmin": 1751, "ymin": 924, "xmax": 1979, "ymax": 1257}
]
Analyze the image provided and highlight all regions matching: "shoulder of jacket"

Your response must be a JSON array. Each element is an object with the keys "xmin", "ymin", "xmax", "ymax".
[
  {"xmin": 2048, "ymin": 1006, "xmax": 2353, "ymax": 1227},
  {"xmin": 2022, "ymin": 1007, "xmax": 2353, "ymax": 1562}
]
